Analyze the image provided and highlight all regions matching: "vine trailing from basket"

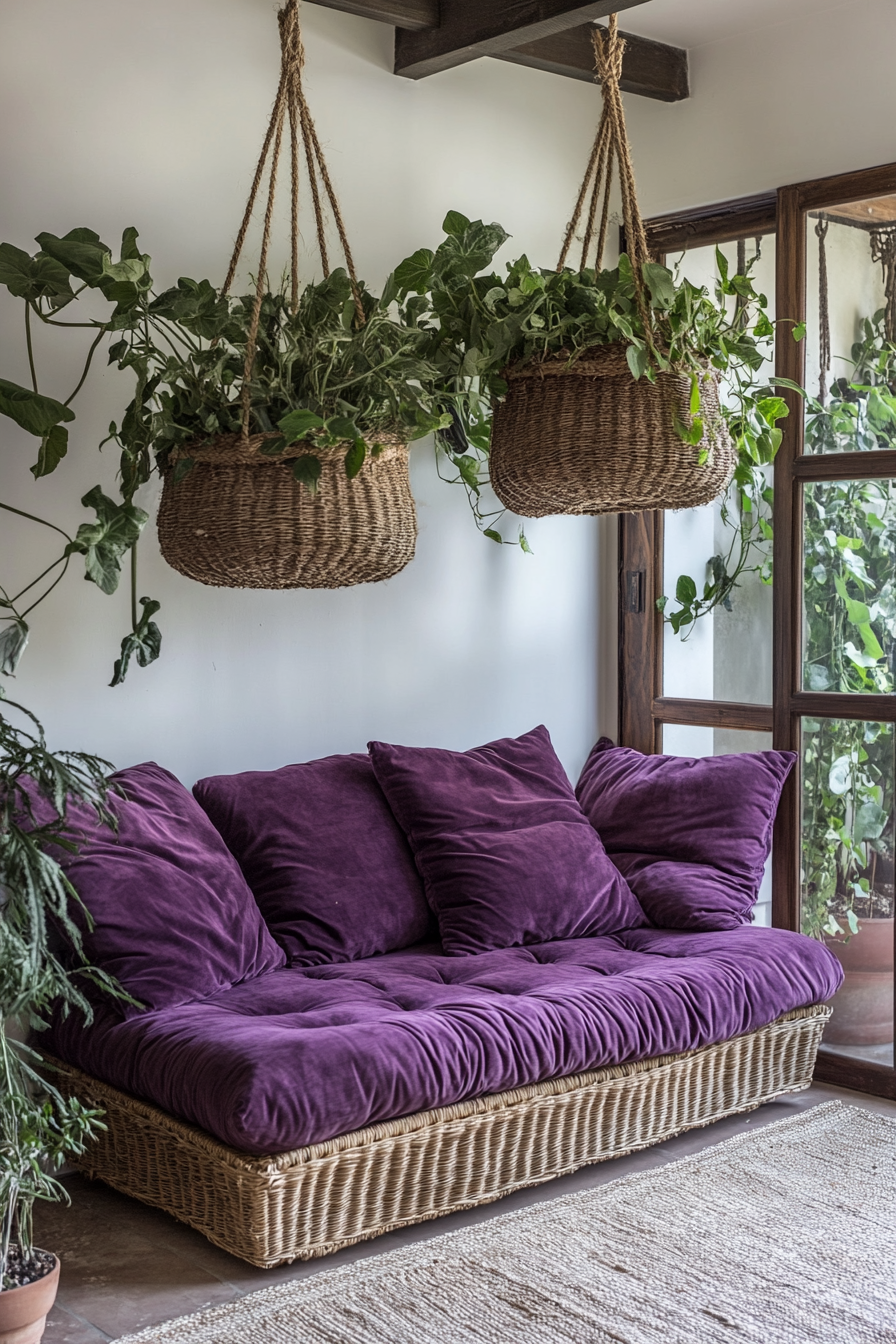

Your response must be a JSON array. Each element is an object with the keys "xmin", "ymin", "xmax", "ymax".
[
  {"xmin": 0, "ymin": 691, "xmax": 131, "ymax": 1289},
  {"xmin": 393, "ymin": 19, "xmax": 793, "ymax": 528},
  {"xmin": 0, "ymin": 229, "xmax": 463, "ymax": 683}
]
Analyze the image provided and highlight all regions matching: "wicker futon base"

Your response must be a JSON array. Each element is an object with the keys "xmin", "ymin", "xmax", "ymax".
[{"xmin": 49, "ymin": 1004, "xmax": 830, "ymax": 1268}]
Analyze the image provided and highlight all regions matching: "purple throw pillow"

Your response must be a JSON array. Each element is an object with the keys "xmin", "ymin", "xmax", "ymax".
[
  {"xmin": 575, "ymin": 741, "xmax": 797, "ymax": 930},
  {"xmin": 192, "ymin": 755, "xmax": 436, "ymax": 966},
  {"xmin": 48, "ymin": 762, "xmax": 285, "ymax": 1014},
  {"xmin": 368, "ymin": 726, "xmax": 647, "ymax": 957}
]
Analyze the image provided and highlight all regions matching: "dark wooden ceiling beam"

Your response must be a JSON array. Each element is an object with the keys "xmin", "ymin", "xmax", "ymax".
[
  {"xmin": 495, "ymin": 23, "xmax": 688, "ymax": 102},
  {"xmin": 394, "ymin": 1, "xmax": 653, "ymax": 80},
  {"xmin": 308, "ymin": 0, "xmax": 438, "ymax": 30},
  {"xmin": 306, "ymin": 1, "xmax": 688, "ymax": 100}
]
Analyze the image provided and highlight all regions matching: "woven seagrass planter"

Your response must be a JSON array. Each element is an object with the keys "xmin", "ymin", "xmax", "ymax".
[
  {"xmin": 489, "ymin": 344, "xmax": 736, "ymax": 518},
  {"xmin": 157, "ymin": 432, "xmax": 416, "ymax": 589}
]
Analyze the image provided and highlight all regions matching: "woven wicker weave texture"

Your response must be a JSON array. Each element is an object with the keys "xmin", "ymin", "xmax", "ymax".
[
  {"xmin": 489, "ymin": 345, "xmax": 736, "ymax": 518},
  {"xmin": 157, "ymin": 434, "xmax": 416, "ymax": 589},
  {"xmin": 49, "ymin": 1005, "xmax": 829, "ymax": 1269}
]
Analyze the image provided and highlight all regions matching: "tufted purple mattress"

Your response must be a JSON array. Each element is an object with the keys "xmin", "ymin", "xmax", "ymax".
[{"xmin": 48, "ymin": 924, "xmax": 841, "ymax": 1156}]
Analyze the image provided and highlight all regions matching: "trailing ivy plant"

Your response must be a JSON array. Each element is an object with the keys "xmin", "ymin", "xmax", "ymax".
[
  {"xmin": 111, "ymin": 268, "xmax": 450, "ymax": 500},
  {"xmin": 0, "ymin": 228, "xmax": 162, "ymax": 686},
  {"xmin": 0, "ymin": 227, "xmax": 453, "ymax": 685},
  {"xmin": 393, "ymin": 212, "xmax": 790, "ymax": 547},
  {"xmin": 0, "ymin": 692, "xmax": 131, "ymax": 1288}
]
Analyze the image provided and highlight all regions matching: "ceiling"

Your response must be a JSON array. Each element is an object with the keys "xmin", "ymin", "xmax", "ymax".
[{"xmin": 619, "ymin": 0, "xmax": 853, "ymax": 50}]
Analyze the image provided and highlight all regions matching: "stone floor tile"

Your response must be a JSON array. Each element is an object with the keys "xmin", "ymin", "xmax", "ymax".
[
  {"xmin": 43, "ymin": 1303, "xmax": 112, "ymax": 1344},
  {"xmin": 50, "ymin": 1231, "xmax": 239, "ymax": 1340},
  {"xmin": 29, "ymin": 1082, "xmax": 896, "ymax": 1340}
]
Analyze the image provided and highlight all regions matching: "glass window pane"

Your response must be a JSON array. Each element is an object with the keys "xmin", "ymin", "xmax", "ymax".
[
  {"xmin": 660, "ymin": 726, "xmax": 774, "ymax": 926},
  {"xmin": 800, "ymin": 717, "xmax": 895, "ymax": 1068},
  {"xmin": 805, "ymin": 195, "xmax": 896, "ymax": 454},
  {"xmin": 802, "ymin": 478, "xmax": 896, "ymax": 693},
  {"xmin": 663, "ymin": 501, "xmax": 773, "ymax": 703},
  {"xmin": 661, "ymin": 237, "xmax": 774, "ymax": 705}
]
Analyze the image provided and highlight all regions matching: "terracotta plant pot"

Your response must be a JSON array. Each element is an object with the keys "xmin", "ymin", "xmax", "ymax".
[
  {"xmin": 824, "ymin": 917, "xmax": 894, "ymax": 1046},
  {"xmin": 0, "ymin": 1252, "xmax": 60, "ymax": 1344}
]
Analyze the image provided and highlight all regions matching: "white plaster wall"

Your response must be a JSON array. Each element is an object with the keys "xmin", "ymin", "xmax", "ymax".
[{"xmin": 2, "ymin": 0, "xmax": 896, "ymax": 787}]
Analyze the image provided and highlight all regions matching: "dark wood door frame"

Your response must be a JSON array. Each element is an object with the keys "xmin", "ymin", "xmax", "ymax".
[
  {"xmin": 775, "ymin": 165, "xmax": 896, "ymax": 1099},
  {"xmin": 618, "ymin": 168, "xmax": 896, "ymax": 1099}
]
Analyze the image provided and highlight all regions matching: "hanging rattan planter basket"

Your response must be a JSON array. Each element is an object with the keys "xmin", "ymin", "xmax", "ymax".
[
  {"xmin": 158, "ymin": 435, "xmax": 415, "ymax": 589},
  {"xmin": 489, "ymin": 15, "xmax": 736, "ymax": 518},
  {"xmin": 490, "ymin": 344, "xmax": 735, "ymax": 517},
  {"xmin": 156, "ymin": 0, "xmax": 416, "ymax": 590}
]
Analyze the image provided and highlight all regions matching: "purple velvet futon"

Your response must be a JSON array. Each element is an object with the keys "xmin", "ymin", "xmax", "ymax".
[
  {"xmin": 52, "ymin": 929, "xmax": 839, "ymax": 1156},
  {"xmin": 46, "ymin": 729, "xmax": 841, "ymax": 1264}
]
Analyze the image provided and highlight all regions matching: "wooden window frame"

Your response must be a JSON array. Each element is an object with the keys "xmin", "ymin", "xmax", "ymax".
[{"xmin": 618, "ymin": 168, "xmax": 896, "ymax": 1099}]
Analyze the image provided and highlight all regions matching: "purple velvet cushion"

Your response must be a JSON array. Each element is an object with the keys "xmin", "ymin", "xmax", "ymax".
[
  {"xmin": 192, "ymin": 755, "xmax": 435, "ymax": 966},
  {"xmin": 575, "ymin": 741, "xmax": 797, "ymax": 930},
  {"xmin": 52, "ymin": 762, "xmax": 285, "ymax": 1014},
  {"xmin": 368, "ymin": 725, "xmax": 646, "ymax": 956},
  {"xmin": 48, "ymin": 926, "xmax": 843, "ymax": 1153}
]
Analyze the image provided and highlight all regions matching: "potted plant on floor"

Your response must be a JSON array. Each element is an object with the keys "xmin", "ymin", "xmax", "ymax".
[{"xmin": 0, "ymin": 693, "xmax": 126, "ymax": 1343}]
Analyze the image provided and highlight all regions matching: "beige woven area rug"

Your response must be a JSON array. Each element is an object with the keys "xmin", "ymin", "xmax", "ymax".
[{"xmin": 121, "ymin": 1101, "xmax": 896, "ymax": 1344}]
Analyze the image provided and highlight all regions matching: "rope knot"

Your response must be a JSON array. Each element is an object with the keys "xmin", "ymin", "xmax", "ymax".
[
  {"xmin": 556, "ymin": 12, "xmax": 654, "ymax": 349},
  {"xmin": 592, "ymin": 20, "xmax": 625, "ymax": 86}
]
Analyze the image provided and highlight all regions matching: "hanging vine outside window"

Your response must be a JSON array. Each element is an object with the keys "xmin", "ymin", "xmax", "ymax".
[{"xmin": 655, "ymin": 238, "xmax": 795, "ymax": 637}]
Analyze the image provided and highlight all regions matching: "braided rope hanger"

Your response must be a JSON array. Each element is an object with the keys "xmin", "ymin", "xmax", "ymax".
[
  {"xmin": 815, "ymin": 217, "xmax": 831, "ymax": 404},
  {"xmin": 221, "ymin": 0, "xmax": 364, "ymax": 439},
  {"xmin": 556, "ymin": 14, "xmax": 653, "ymax": 342},
  {"xmin": 869, "ymin": 223, "xmax": 896, "ymax": 345}
]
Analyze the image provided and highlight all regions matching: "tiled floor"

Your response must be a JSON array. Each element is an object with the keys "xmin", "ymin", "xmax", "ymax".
[{"xmin": 36, "ymin": 1081, "xmax": 896, "ymax": 1343}]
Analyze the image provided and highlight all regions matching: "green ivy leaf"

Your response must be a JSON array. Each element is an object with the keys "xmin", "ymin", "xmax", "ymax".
[
  {"xmin": 443, "ymin": 210, "xmax": 471, "ymax": 237},
  {"xmin": 278, "ymin": 408, "xmax": 325, "ymax": 443},
  {"xmin": 625, "ymin": 343, "xmax": 649, "ymax": 379},
  {"xmin": 344, "ymin": 438, "xmax": 366, "ymax": 480},
  {"xmin": 483, "ymin": 528, "xmax": 503, "ymax": 544},
  {"xmin": 292, "ymin": 454, "xmax": 322, "ymax": 495},
  {"xmin": 642, "ymin": 262, "xmax": 676, "ymax": 309},
  {"xmin": 393, "ymin": 248, "xmax": 434, "ymax": 296},
  {"xmin": 0, "ymin": 620, "xmax": 29, "ymax": 676},
  {"xmin": 792, "ymin": 321, "xmax": 807, "ymax": 342},
  {"xmin": 675, "ymin": 574, "xmax": 697, "ymax": 605},
  {"xmin": 453, "ymin": 453, "xmax": 482, "ymax": 493},
  {"xmin": 35, "ymin": 227, "xmax": 110, "ymax": 285},
  {"xmin": 0, "ymin": 242, "xmax": 73, "ymax": 305},
  {"xmin": 65, "ymin": 486, "xmax": 148, "ymax": 594},
  {"xmin": 325, "ymin": 415, "xmax": 361, "ymax": 443},
  {"xmin": 30, "ymin": 423, "xmax": 69, "ymax": 478},
  {"xmin": 110, "ymin": 597, "xmax": 162, "ymax": 687},
  {"xmin": 0, "ymin": 378, "xmax": 75, "ymax": 436}
]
